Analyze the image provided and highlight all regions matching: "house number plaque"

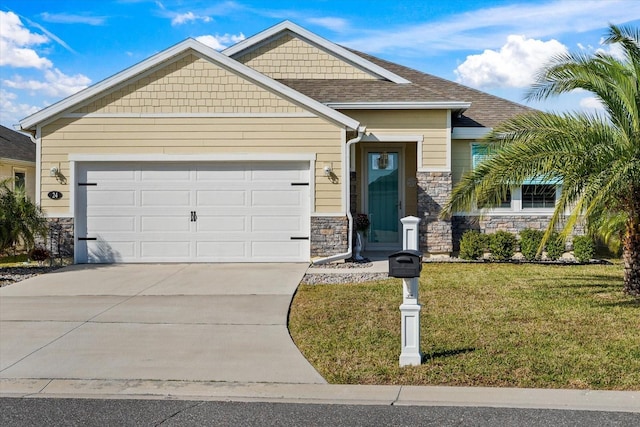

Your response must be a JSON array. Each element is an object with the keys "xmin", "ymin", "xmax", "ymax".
[{"xmin": 48, "ymin": 191, "xmax": 63, "ymax": 200}]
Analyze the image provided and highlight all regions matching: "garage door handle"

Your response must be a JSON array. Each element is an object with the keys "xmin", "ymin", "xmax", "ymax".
[{"xmin": 190, "ymin": 211, "xmax": 197, "ymax": 222}]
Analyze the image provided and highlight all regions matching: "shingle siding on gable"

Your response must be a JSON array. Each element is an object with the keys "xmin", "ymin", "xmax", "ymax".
[
  {"xmin": 74, "ymin": 54, "xmax": 304, "ymax": 115},
  {"xmin": 236, "ymin": 34, "xmax": 377, "ymax": 80}
]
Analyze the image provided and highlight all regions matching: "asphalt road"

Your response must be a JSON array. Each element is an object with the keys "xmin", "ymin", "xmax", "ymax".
[{"xmin": 2, "ymin": 398, "xmax": 639, "ymax": 426}]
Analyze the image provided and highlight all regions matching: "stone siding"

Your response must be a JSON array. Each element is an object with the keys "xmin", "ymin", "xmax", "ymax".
[
  {"xmin": 417, "ymin": 171, "xmax": 453, "ymax": 253},
  {"xmin": 452, "ymin": 215, "xmax": 585, "ymax": 251},
  {"xmin": 311, "ymin": 215, "xmax": 348, "ymax": 257}
]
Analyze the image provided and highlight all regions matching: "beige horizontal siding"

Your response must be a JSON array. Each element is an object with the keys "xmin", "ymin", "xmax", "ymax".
[
  {"xmin": 236, "ymin": 34, "xmax": 377, "ymax": 80},
  {"xmin": 340, "ymin": 110, "xmax": 449, "ymax": 169},
  {"xmin": 451, "ymin": 139, "xmax": 473, "ymax": 186},
  {"xmin": 40, "ymin": 116, "xmax": 344, "ymax": 214}
]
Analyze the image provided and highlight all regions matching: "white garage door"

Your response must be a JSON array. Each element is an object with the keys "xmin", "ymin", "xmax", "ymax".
[{"xmin": 75, "ymin": 162, "xmax": 310, "ymax": 263}]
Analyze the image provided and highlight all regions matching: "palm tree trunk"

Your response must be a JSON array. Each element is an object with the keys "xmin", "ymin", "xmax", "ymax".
[{"xmin": 623, "ymin": 213, "xmax": 640, "ymax": 296}]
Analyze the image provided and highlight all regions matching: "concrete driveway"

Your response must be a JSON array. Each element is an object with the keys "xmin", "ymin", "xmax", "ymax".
[{"xmin": 0, "ymin": 263, "xmax": 325, "ymax": 384}]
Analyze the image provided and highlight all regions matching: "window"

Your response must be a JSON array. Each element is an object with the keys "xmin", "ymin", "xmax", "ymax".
[
  {"xmin": 14, "ymin": 171, "xmax": 26, "ymax": 192},
  {"xmin": 522, "ymin": 184, "xmax": 556, "ymax": 209},
  {"xmin": 471, "ymin": 143, "xmax": 559, "ymax": 212}
]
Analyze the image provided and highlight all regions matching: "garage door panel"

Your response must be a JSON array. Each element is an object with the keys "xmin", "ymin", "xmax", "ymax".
[
  {"xmin": 141, "ymin": 190, "xmax": 191, "ymax": 207},
  {"xmin": 87, "ymin": 190, "xmax": 136, "ymax": 207},
  {"xmin": 252, "ymin": 190, "xmax": 304, "ymax": 207},
  {"xmin": 196, "ymin": 216, "xmax": 246, "ymax": 232},
  {"xmin": 78, "ymin": 161, "xmax": 309, "ymax": 263},
  {"xmin": 141, "ymin": 216, "xmax": 190, "ymax": 232},
  {"xmin": 252, "ymin": 215, "xmax": 303, "ymax": 232},
  {"xmin": 87, "ymin": 216, "xmax": 136, "ymax": 232},
  {"xmin": 196, "ymin": 190, "xmax": 247, "ymax": 207},
  {"xmin": 141, "ymin": 241, "xmax": 191, "ymax": 258}
]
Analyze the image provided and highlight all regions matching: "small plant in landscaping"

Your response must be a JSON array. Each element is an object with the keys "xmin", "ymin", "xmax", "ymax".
[
  {"xmin": 354, "ymin": 213, "xmax": 370, "ymax": 234},
  {"xmin": 573, "ymin": 235, "xmax": 596, "ymax": 263},
  {"xmin": 459, "ymin": 230, "xmax": 487, "ymax": 260},
  {"xmin": 489, "ymin": 230, "xmax": 516, "ymax": 261},
  {"xmin": 545, "ymin": 231, "xmax": 565, "ymax": 261},
  {"xmin": 29, "ymin": 246, "xmax": 50, "ymax": 264},
  {"xmin": 519, "ymin": 228, "xmax": 544, "ymax": 261}
]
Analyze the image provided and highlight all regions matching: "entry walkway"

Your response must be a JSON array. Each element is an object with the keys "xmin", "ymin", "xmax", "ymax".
[{"xmin": 0, "ymin": 263, "xmax": 324, "ymax": 384}]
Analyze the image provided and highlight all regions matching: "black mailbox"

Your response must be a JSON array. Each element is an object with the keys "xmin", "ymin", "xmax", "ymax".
[{"xmin": 388, "ymin": 249, "xmax": 423, "ymax": 278}]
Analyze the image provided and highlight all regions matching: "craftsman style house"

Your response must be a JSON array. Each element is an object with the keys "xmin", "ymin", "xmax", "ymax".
[{"xmin": 18, "ymin": 21, "xmax": 552, "ymax": 263}]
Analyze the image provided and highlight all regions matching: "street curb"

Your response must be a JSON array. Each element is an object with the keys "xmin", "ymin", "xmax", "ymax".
[{"xmin": 1, "ymin": 379, "xmax": 638, "ymax": 413}]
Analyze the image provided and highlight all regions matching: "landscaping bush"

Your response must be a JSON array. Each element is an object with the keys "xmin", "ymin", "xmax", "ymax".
[
  {"xmin": 459, "ymin": 230, "xmax": 487, "ymax": 260},
  {"xmin": 545, "ymin": 231, "xmax": 565, "ymax": 261},
  {"xmin": 488, "ymin": 230, "xmax": 516, "ymax": 261},
  {"xmin": 519, "ymin": 228, "xmax": 544, "ymax": 261},
  {"xmin": 29, "ymin": 246, "xmax": 50, "ymax": 263},
  {"xmin": 573, "ymin": 235, "xmax": 596, "ymax": 263}
]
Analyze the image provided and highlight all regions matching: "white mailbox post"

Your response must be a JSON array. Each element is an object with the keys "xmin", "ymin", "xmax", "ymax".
[{"xmin": 399, "ymin": 216, "xmax": 422, "ymax": 367}]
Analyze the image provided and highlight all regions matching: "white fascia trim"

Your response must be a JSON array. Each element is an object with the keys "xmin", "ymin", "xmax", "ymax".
[
  {"xmin": 452, "ymin": 127, "xmax": 492, "ymax": 139},
  {"xmin": 20, "ymin": 38, "xmax": 360, "ymax": 131},
  {"xmin": 223, "ymin": 21, "xmax": 411, "ymax": 85},
  {"xmin": 63, "ymin": 112, "xmax": 317, "ymax": 119},
  {"xmin": 69, "ymin": 153, "xmax": 317, "ymax": 162},
  {"xmin": 328, "ymin": 102, "xmax": 471, "ymax": 110}
]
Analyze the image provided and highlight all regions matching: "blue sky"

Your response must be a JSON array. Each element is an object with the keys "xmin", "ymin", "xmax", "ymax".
[{"xmin": 2, "ymin": 0, "xmax": 640, "ymax": 128}]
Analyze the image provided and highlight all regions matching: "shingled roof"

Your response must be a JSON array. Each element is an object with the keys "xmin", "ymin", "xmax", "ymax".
[
  {"xmin": 276, "ymin": 48, "xmax": 534, "ymax": 129},
  {"xmin": 0, "ymin": 125, "xmax": 35, "ymax": 163}
]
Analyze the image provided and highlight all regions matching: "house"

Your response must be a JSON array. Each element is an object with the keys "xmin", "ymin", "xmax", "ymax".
[
  {"xmin": 0, "ymin": 125, "xmax": 36, "ymax": 200},
  {"xmin": 17, "ymin": 21, "xmax": 555, "ymax": 264}
]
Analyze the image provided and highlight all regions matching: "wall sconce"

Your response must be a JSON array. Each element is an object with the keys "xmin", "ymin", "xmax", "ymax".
[
  {"xmin": 50, "ymin": 166, "xmax": 60, "ymax": 177},
  {"xmin": 377, "ymin": 152, "xmax": 389, "ymax": 169},
  {"xmin": 323, "ymin": 164, "xmax": 333, "ymax": 176}
]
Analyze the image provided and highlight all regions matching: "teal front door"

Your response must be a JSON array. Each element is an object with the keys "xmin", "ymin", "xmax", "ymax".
[{"xmin": 366, "ymin": 151, "xmax": 401, "ymax": 248}]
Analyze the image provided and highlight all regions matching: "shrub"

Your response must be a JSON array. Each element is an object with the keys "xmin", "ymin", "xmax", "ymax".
[
  {"xmin": 29, "ymin": 246, "xmax": 50, "ymax": 262},
  {"xmin": 519, "ymin": 228, "xmax": 544, "ymax": 261},
  {"xmin": 573, "ymin": 235, "xmax": 595, "ymax": 263},
  {"xmin": 545, "ymin": 231, "xmax": 565, "ymax": 261},
  {"xmin": 459, "ymin": 230, "xmax": 487, "ymax": 260},
  {"xmin": 489, "ymin": 230, "xmax": 516, "ymax": 261}
]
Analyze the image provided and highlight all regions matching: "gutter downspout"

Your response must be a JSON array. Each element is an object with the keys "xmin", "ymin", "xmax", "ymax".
[{"xmin": 312, "ymin": 125, "xmax": 366, "ymax": 265}]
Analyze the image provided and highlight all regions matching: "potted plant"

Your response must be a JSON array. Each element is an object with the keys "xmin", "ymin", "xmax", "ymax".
[{"xmin": 353, "ymin": 213, "xmax": 370, "ymax": 261}]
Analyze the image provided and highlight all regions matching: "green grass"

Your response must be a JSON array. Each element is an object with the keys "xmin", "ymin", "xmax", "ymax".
[{"xmin": 289, "ymin": 262, "xmax": 640, "ymax": 390}]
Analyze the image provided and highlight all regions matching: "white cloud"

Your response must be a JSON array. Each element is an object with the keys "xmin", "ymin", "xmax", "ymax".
[
  {"xmin": 0, "ymin": 89, "xmax": 40, "ymax": 127},
  {"xmin": 306, "ymin": 17, "xmax": 348, "ymax": 32},
  {"xmin": 196, "ymin": 33, "xmax": 246, "ymax": 50},
  {"xmin": 454, "ymin": 35, "xmax": 568, "ymax": 89},
  {"xmin": 3, "ymin": 68, "xmax": 91, "ymax": 97},
  {"xmin": 0, "ymin": 11, "xmax": 51, "ymax": 68},
  {"xmin": 171, "ymin": 11, "xmax": 212, "ymax": 26},
  {"xmin": 579, "ymin": 96, "xmax": 605, "ymax": 111},
  {"xmin": 341, "ymin": 0, "xmax": 640, "ymax": 54},
  {"xmin": 40, "ymin": 12, "xmax": 106, "ymax": 26}
]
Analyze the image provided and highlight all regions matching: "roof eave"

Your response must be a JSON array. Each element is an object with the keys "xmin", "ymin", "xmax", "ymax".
[{"xmin": 223, "ymin": 20, "xmax": 411, "ymax": 85}]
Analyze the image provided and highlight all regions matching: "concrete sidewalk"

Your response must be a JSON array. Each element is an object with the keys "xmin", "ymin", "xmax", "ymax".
[{"xmin": 1, "ymin": 378, "xmax": 639, "ymax": 413}]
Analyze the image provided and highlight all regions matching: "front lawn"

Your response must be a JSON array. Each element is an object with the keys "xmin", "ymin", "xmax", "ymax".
[{"xmin": 289, "ymin": 262, "xmax": 640, "ymax": 390}]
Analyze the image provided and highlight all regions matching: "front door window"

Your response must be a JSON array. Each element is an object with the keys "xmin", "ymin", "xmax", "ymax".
[{"xmin": 366, "ymin": 151, "xmax": 400, "ymax": 247}]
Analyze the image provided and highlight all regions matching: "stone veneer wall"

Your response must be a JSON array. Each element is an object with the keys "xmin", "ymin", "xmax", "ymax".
[
  {"xmin": 452, "ymin": 215, "xmax": 585, "ymax": 252},
  {"xmin": 417, "ymin": 171, "xmax": 453, "ymax": 254},
  {"xmin": 310, "ymin": 215, "xmax": 349, "ymax": 257},
  {"xmin": 37, "ymin": 217, "xmax": 74, "ymax": 257}
]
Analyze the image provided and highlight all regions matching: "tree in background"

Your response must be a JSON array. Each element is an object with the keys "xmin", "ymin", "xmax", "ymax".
[{"xmin": 441, "ymin": 25, "xmax": 640, "ymax": 296}]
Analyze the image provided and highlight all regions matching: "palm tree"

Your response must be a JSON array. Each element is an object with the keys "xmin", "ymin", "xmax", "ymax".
[
  {"xmin": 441, "ymin": 24, "xmax": 640, "ymax": 296},
  {"xmin": 0, "ymin": 178, "xmax": 48, "ymax": 254}
]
